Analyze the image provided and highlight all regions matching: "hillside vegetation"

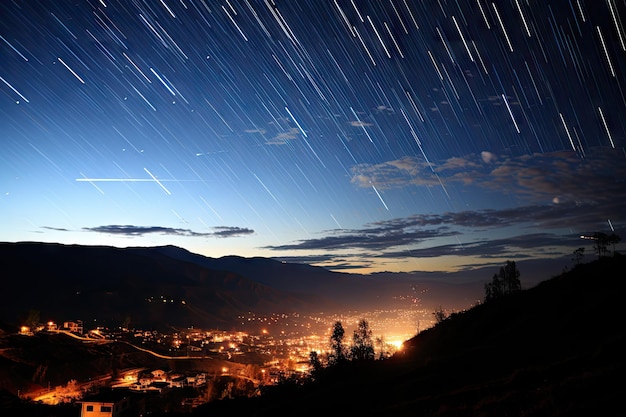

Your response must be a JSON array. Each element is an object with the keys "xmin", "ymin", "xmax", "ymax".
[{"xmin": 194, "ymin": 255, "xmax": 625, "ymax": 417}]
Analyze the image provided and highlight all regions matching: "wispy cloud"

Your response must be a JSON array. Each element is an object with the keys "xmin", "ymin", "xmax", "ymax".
[
  {"xmin": 265, "ymin": 226, "xmax": 455, "ymax": 252},
  {"xmin": 374, "ymin": 105, "xmax": 394, "ymax": 114},
  {"xmin": 349, "ymin": 120, "xmax": 373, "ymax": 128},
  {"xmin": 79, "ymin": 225, "xmax": 254, "ymax": 238},
  {"xmin": 211, "ymin": 226, "xmax": 255, "ymax": 237},
  {"xmin": 265, "ymin": 127, "xmax": 301, "ymax": 145},
  {"xmin": 265, "ymin": 199, "xmax": 623, "ymax": 262},
  {"xmin": 42, "ymin": 226, "xmax": 71, "ymax": 232},
  {"xmin": 376, "ymin": 232, "xmax": 578, "ymax": 261},
  {"xmin": 273, "ymin": 255, "xmax": 377, "ymax": 271},
  {"xmin": 84, "ymin": 225, "xmax": 205, "ymax": 236}
]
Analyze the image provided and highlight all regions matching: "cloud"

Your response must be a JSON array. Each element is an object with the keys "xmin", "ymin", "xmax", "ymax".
[
  {"xmin": 84, "ymin": 225, "xmax": 203, "ymax": 236},
  {"xmin": 269, "ymin": 146, "xmax": 626, "ymax": 266},
  {"xmin": 42, "ymin": 226, "xmax": 71, "ymax": 232},
  {"xmin": 265, "ymin": 200, "xmax": 624, "ymax": 261},
  {"xmin": 211, "ymin": 226, "xmax": 255, "ymax": 238},
  {"xmin": 481, "ymin": 151, "xmax": 497, "ymax": 163},
  {"xmin": 375, "ymin": 105, "xmax": 394, "ymax": 113},
  {"xmin": 81, "ymin": 224, "xmax": 254, "ymax": 238},
  {"xmin": 377, "ymin": 232, "xmax": 579, "ymax": 261},
  {"xmin": 265, "ymin": 223, "xmax": 456, "ymax": 252},
  {"xmin": 272, "ymin": 254, "xmax": 338, "ymax": 264},
  {"xmin": 351, "ymin": 156, "xmax": 442, "ymax": 189},
  {"xmin": 272, "ymin": 255, "xmax": 377, "ymax": 271},
  {"xmin": 350, "ymin": 148, "xmax": 626, "ymax": 208},
  {"xmin": 265, "ymin": 127, "xmax": 301, "ymax": 145},
  {"xmin": 349, "ymin": 120, "xmax": 374, "ymax": 128}
]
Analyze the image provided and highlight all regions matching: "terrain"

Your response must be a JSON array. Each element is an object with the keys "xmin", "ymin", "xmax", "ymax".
[
  {"xmin": 0, "ymin": 242, "xmax": 319, "ymax": 330},
  {"xmin": 193, "ymin": 255, "xmax": 625, "ymax": 417},
  {"xmin": 0, "ymin": 241, "xmax": 511, "ymax": 330},
  {"xmin": 0, "ymin": 243, "xmax": 622, "ymax": 416}
]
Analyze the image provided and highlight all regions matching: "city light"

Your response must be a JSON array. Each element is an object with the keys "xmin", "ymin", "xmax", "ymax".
[{"xmin": 389, "ymin": 340, "xmax": 404, "ymax": 350}]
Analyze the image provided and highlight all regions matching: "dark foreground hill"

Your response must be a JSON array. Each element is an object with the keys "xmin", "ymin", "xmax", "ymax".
[{"xmin": 193, "ymin": 255, "xmax": 626, "ymax": 417}]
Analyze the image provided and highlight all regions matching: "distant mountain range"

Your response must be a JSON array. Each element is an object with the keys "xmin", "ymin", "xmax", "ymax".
[
  {"xmin": 0, "ymin": 241, "xmax": 568, "ymax": 330},
  {"xmin": 1, "ymin": 242, "xmax": 315, "ymax": 330}
]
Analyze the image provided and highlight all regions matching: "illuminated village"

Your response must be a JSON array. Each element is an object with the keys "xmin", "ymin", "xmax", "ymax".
[{"xmin": 14, "ymin": 306, "xmax": 433, "ymax": 414}]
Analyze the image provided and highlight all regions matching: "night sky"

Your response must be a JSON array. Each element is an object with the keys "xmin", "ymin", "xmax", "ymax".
[{"xmin": 2, "ymin": 0, "xmax": 625, "ymax": 275}]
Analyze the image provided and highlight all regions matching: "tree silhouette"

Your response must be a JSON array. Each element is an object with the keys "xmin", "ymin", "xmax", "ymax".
[
  {"xmin": 375, "ymin": 336, "xmax": 387, "ymax": 360},
  {"xmin": 590, "ymin": 232, "xmax": 622, "ymax": 258},
  {"xmin": 484, "ymin": 260, "xmax": 521, "ymax": 302},
  {"xmin": 308, "ymin": 351, "xmax": 323, "ymax": 376},
  {"xmin": 593, "ymin": 232, "xmax": 610, "ymax": 258},
  {"xmin": 350, "ymin": 319, "xmax": 375, "ymax": 361},
  {"xmin": 328, "ymin": 321, "xmax": 346, "ymax": 365},
  {"xmin": 572, "ymin": 247, "xmax": 585, "ymax": 265},
  {"xmin": 607, "ymin": 233, "xmax": 621, "ymax": 256},
  {"xmin": 432, "ymin": 305, "xmax": 448, "ymax": 324}
]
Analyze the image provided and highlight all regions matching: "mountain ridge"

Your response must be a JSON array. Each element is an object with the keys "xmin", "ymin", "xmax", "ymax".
[
  {"xmin": 0, "ymin": 241, "xmax": 317, "ymax": 330},
  {"xmin": 1, "ymin": 241, "xmax": 572, "ymax": 331}
]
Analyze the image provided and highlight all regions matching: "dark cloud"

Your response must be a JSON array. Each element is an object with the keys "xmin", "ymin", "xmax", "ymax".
[
  {"xmin": 271, "ymin": 254, "xmax": 338, "ymax": 264},
  {"xmin": 84, "ymin": 225, "xmax": 206, "ymax": 237},
  {"xmin": 265, "ymin": 200, "xmax": 622, "ymax": 262},
  {"xmin": 81, "ymin": 225, "xmax": 254, "ymax": 238},
  {"xmin": 273, "ymin": 255, "xmax": 377, "ymax": 271},
  {"xmin": 342, "ymin": 148, "xmax": 626, "ymax": 265},
  {"xmin": 317, "ymin": 261, "xmax": 376, "ymax": 271},
  {"xmin": 264, "ymin": 226, "xmax": 455, "ymax": 251},
  {"xmin": 41, "ymin": 226, "xmax": 71, "ymax": 232},
  {"xmin": 376, "ymin": 233, "xmax": 580, "ymax": 261},
  {"xmin": 211, "ymin": 226, "xmax": 255, "ymax": 238},
  {"xmin": 351, "ymin": 148, "xmax": 626, "ymax": 208}
]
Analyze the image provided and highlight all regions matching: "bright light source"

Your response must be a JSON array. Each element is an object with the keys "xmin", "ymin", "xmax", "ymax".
[{"xmin": 390, "ymin": 340, "xmax": 404, "ymax": 350}]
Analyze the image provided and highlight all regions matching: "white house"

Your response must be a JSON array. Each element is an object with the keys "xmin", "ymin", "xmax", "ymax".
[{"xmin": 79, "ymin": 390, "xmax": 143, "ymax": 417}]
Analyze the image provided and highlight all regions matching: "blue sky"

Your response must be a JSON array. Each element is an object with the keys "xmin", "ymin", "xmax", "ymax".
[{"xmin": 1, "ymin": 0, "xmax": 625, "ymax": 275}]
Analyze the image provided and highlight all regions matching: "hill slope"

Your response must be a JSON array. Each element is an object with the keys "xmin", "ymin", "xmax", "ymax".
[
  {"xmin": 0, "ymin": 241, "xmax": 497, "ymax": 330},
  {"xmin": 194, "ymin": 255, "xmax": 626, "ymax": 417},
  {"xmin": 149, "ymin": 245, "xmax": 488, "ymax": 310},
  {"xmin": 0, "ymin": 242, "xmax": 313, "ymax": 330}
]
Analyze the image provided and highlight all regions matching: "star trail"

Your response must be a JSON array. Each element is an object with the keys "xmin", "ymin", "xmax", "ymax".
[{"xmin": 1, "ymin": 0, "xmax": 625, "ymax": 274}]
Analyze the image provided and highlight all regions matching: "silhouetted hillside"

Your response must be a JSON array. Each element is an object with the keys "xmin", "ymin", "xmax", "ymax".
[
  {"xmin": 136, "ymin": 245, "xmax": 357, "ymax": 305},
  {"xmin": 150, "ymin": 245, "xmax": 488, "ymax": 310},
  {"xmin": 193, "ymin": 255, "xmax": 626, "ymax": 417},
  {"xmin": 0, "ymin": 242, "xmax": 314, "ymax": 330},
  {"xmin": 0, "ymin": 242, "xmax": 499, "ymax": 331}
]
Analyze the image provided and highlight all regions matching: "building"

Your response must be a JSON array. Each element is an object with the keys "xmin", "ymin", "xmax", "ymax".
[
  {"xmin": 63, "ymin": 320, "xmax": 84, "ymax": 334},
  {"xmin": 78, "ymin": 389, "xmax": 144, "ymax": 417},
  {"xmin": 169, "ymin": 375, "xmax": 186, "ymax": 388},
  {"xmin": 150, "ymin": 369, "xmax": 167, "ymax": 380}
]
